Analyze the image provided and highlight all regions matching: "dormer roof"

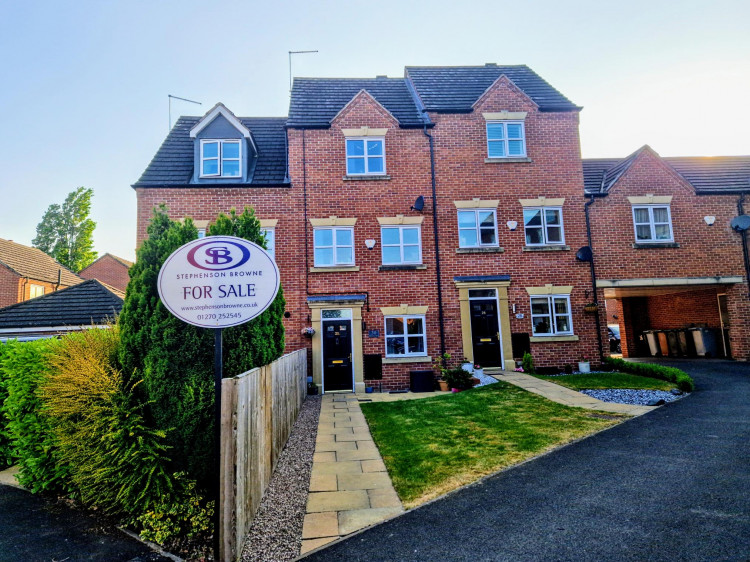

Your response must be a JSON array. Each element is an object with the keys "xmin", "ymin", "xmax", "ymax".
[{"xmin": 189, "ymin": 103, "xmax": 252, "ymax": 139}]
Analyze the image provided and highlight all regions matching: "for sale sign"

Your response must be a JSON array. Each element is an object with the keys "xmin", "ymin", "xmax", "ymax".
[{"xmin": 157, "ymin": 235, "xmax": 280, "ymax": 328}]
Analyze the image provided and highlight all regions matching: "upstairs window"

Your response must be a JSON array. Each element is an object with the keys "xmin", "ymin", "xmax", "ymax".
[
  {"xmin": 314, "ymin": 227, "xmax": 354, "ymax": 267},
  {"xmin": 458, "ymin": 209, "xmax": 498, "ymax": 247},
  {"xmin": 346, "ymin": 138, "xmax": 385, "ymax": 175},
  {"xmin": 200, "ymin": 139, "xmax": 241, "ymax": 178},
  {"xmin": 381, "ymin": 226, "xmax": 422, "ymax": 265},
  {"xmin": 486, "ymin": 122, "xmax": 526, "ymax": 158},
  {"xmin": 28, "ymin": 284, "xmax": 45, "ymax": 299},
  {"xmin": 632, "ymin": 205, "xmax": 673, "ymax": 243},
  {"xmin": 523, "ymin": 207, "xmax": 564, "ymax": 246},
  {"xmin": 260, "ymin": 227, "xmax": 275, "ymax": 260},
  {"xmin": 530, "ymin": 295, "xmax": 573, "ymax": 336}
]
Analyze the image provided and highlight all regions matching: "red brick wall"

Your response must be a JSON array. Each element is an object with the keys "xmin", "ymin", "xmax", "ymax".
[
  {"xmin": 589, "ymin": 148, "xmax": 750, "ymax": 360},
  {"xmin": 79, "ymin": 255, "xmax": 131, "ymax": 292},
  {"xmin": 646, "ymin": 289, "xmax": 721, "ymax": 329},
  {"xmin": 0, "ymin": 267, "xmax": 21, "ymax": 308}
]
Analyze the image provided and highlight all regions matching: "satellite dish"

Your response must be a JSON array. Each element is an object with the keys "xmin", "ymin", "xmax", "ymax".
[
  {"xmin": 576, "ymin": 246, "xmax": 593, "ymax": 262},
  {"xmin": 730, "ymin": 215, "xmax": 750, "ymax": 232},
  {"xmin": 411, "ymin": 195, "xmax": 425, "ymax": 212}
]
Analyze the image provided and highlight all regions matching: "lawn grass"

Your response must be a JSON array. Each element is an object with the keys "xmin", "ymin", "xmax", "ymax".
[
  {"xmin": 533, "ymin": 372, "xmax": 676, "ymax": 391},
  {"xmin": 359, "ymin": 382, "xmax": 624, "ymax": 508}
]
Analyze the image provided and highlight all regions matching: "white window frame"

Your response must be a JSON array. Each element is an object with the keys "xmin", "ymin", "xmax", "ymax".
[
  {"xmin": 632, "ymin": 205, "xmax": 674, "ymax": 243},
  {"xmin": 313, "ymin": 227, "xmax": 355, "ymax": 267},
  {"xmin": 381, "ymin": 225, "xmax": 422, "ymax": 265},
  {"xmin": 196, "ymin": 228, "xmax": 206, "ymax": 239},
  {"xmin": 523, "ymin": 207, "xmax": 565, "ymax": 246},
  {"xmin": 457, "ymin": 209, "xmax": 498, "ymax": 248},
  {"xmin": 200, "ymin": 139, "xmax": 242, "ymax": 178},
  {"xmin": 384, "ymin": 314, "xmax": 427, "ymax": 358},
  {"xmin": 260, "ymin": 227, "xmax": 275, "ymax": 260},
  {"xmin": 530, "ymin": 295, "xmax": 574, "ymax": 336},
  {"xmin": 486, "ymin": 121, "xmax": 526, "ymax": 158},
  {"xmin": 345, "ymin": 137, "xmax": 386, "ymax": 176},
  {"xmin": 28, "ymin": 284, "xmax": 45, "ymax": 299}
]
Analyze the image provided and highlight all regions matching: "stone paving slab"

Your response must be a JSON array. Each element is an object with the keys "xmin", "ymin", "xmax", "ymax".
[{"xmin": 301, "ymin": 394, "xmax": 405, "ymax": 555}]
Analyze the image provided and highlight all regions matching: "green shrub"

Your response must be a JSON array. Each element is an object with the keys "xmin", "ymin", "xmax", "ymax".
[
  {"xmin": 40, "ymin": 328, "xmax": 175, "ymax": 516},
  {"xmin": 137, "ymin": 472, "xmax": 213, "ymax": 546},
  {"xmin": 118, "ymin": 206, "xmax": 285, "ymax": 485},
  {"xmin": 1, "ymin": 339, "xmax": 71, "ymax": 494},
  {"xmin": 522, "ymin": 352, "xmax": 535, "ymax": 374},
  {"xmin": 0, "ymin": 343, "xmax": 15, "ymax": 468},
  {"xmin": 603, "ymin": 356, "xmax": 694, "ymax": 392},
  {"xmin": 443, "ymin": 367, "xmax": 472, "ymax": 390}
]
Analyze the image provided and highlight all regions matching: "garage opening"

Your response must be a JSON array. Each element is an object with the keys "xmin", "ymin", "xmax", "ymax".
[{"xmin": 605, "ymin": 286, "xmax": 730, "ymax": 359}]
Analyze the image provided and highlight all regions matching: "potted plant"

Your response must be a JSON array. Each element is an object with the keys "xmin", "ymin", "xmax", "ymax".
[
  {"xmin": 473, "ymin": 363, "xmax": 483, "ymax": 377},
  {"xmin": 433, "ymin": 353, "xmax": 452, "ymax": 391},
  {"xmin": 301, "ymin": 326, "xmax": 315, "ymax": 338},
  {"xmin": 578, "ymin": 355, "xmax": 591, "ymax": 373},
  {"xmin": 583, "ymin": 302, "xmax": 599, "ymax": 313},
  {"xmin": 443, "ymin": 366, "xmax": 472, "ymax": 392},
  {"xmin": 461, "ymin": 358, "xmax": 473, "ymax": 373}
]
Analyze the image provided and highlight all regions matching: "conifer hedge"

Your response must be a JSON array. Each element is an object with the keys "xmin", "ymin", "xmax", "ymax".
[{"xmin": 118, "ymin": 207, "xmax": 285, "ymax": 484}]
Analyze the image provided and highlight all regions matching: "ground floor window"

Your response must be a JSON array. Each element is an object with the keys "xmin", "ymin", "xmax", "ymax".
[
  {"xmin": 260, "ymin": 227, "xmax": 275, "ymax": 260},
  {"xmin": 530, "ymin": 295, "xmax": 573, "ymax": 336},
  {"xmin": 384, "ymin": 315, "xmax": 426, "ymax": 357}
]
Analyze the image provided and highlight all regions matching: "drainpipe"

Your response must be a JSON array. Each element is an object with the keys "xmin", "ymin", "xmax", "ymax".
[
  {"xmin": 55, "ymin": 269, "xmax": 62, "ymax": 291},
  {"xmin": 21, "ymin": 276, "xmax": 29, "ymax": 301},
  {"xmin": 302, "ymin": 129, "xmax": 309, "ymax": 296},
  {"xmin": 584, "ymin": 195, "xmax": 604, "ymax": 363},
  {"xmin": 738, "ymin": 193, "xmax": 750, "ymax": 299},
  {"xmin": 423, "ymin": 123, "xmax": 447, "ymax": 360}
]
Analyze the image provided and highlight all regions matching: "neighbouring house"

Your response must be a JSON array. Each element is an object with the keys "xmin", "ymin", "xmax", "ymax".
[
  {"xmin": 78, "ymin": 253, "xmax": 133, "ymax": 292},
  {"xmin": 133, "ymin": 63, "xmax": 750, "ymax": 392},
  {"xmin": 584, "ymin": 148, "xmax": 750, "ymax": 360},
  {"xmin": 0, "ymin": 238, "xmax": 83, "ymax": 309},
  {"xmin": 0, "ymin": 279, "xmax": 124, "ymax": 341}
]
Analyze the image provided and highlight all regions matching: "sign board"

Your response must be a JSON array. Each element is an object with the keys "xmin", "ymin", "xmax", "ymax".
[{"xmin": 158, "ymin": 235, "xmax": 280, "ymax": 328}]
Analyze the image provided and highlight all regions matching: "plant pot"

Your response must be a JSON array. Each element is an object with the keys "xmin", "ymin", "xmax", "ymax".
[
  {"xmin": 451, "ymin": 388, "xmax": 461, "ymax": 393},
  {"xmin": 365, "ymin": 386, "xmax": 374, "ymax": 394},
  {"xmin": 473, "ymin": 368, "xmax": 484, "ymax": 377},
  {"xmin": 461, "ymin": 362, "xmax": 473, "ymax": 373},
  {"xmin": 578, "ymin": 361, "xmax": 591, "ymax": 373},
  {"xmin": 470, "ymin": 377, "xmax": 481, "ymax": 387},
  {"xmin": 438, "ymin": 379, "xmax": 450, "ymax": 392},
  {"xmin": 583, "ymin": 304, "xmax": 599, "ymax": 313}
]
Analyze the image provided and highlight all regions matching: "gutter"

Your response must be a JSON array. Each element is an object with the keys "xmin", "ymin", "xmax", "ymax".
[
  {"xmin": 423, "ymin": 121, "xmax": 447, "ymax": 360},
  {"xmin": 584, "ymin": 195, "xmax": 604, "ymax": 363}
]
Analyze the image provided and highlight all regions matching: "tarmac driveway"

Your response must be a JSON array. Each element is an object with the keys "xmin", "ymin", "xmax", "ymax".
[{"xmin": 302, "ymin": 360, "xmax": 750, "ymax": 561}]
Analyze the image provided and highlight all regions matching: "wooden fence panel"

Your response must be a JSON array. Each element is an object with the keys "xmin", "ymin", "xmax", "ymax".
[{"xmin": 220, "ymin": 349, "xmax": 307, "ymax": 561}]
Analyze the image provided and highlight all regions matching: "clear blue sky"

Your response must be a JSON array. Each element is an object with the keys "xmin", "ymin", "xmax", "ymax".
[{"xmin": 1, "ymin": 0, "xmax": 748, "ymax": 262}]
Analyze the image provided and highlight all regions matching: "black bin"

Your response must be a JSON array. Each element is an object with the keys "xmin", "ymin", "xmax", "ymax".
[{"xmin": 410, "ymin": 370, "xmax": 435, "ymax": 393}]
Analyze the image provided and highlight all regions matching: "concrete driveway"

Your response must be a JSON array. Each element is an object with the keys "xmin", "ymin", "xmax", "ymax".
[{"xmin": 301, "ymin": 360, "xmax": 750, "ymax": 561}]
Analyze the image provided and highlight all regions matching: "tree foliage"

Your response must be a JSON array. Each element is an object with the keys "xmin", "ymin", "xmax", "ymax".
[
  {"xmin": 33, "ymin": 186, "xmax": 97, "ymax": 272},
  {"xmin": 117, "ymin": 206, "xmax": 285, "ymax": 483}
]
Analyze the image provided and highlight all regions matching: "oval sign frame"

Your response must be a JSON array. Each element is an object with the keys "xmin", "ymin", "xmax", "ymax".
[{"xmin": 157, "ymin": 235, "xmax": 280, "ymax": 328}]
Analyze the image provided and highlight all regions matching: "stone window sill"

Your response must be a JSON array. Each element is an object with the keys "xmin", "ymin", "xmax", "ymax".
[
  {"xmin": 378, "ymin": 265, "xmax": 427, "ymax": 271},
  {"xmin": 484, "ymin": 157, "xmax": 532, "ymax": 164},
  {"xmin": 456, "ymin": 247, "xmax": 505, "ymax": 254},
  {"xmin": 382, "ymin": 356, "xmax": 432, "ymax": 364},
  {"xmin": 343, "ymin": 174, "xmax": 391, "ymax": 181},
  {"xmin": 309, "ymin": 266, "xmax": 360, "ymax": 273},
  {"xmin": 632, "ymin": 242, "xmax": 680, "ymax": 249},
  {"xmin": 529, "ymin": 335, "xmax": 580, "ymax": 343},
  {"xmin": 523, "ymin": 245, "xmax": 570, "ymax": 252}
]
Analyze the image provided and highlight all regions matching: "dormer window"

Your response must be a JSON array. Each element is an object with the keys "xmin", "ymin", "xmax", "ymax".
[
  {"xmin": 346, "ymin": 138, "xmax": 385, "ymax": 175},
  {"xmin": 200, "ymin": 139, "xmax": 241, "ymax": 178}
]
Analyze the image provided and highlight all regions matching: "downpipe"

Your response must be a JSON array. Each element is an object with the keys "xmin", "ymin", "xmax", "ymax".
[{"xmin": 584, "ymin": 195, "xmax": 605, "ymax": 363}]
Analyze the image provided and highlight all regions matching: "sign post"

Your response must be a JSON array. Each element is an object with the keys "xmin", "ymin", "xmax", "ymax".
[{"xmin": 157, "ymin": 235, "xmax": 280, "ymax": 561}]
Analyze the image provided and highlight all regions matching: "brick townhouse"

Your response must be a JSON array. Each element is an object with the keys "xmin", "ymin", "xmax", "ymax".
[
  {"xmin": 78, "ymin": 253, "xmax": 133, "ymax": 292},
  {"xmin": 0, "ymin": 238, "xmax": 82, "ymax": 308},
  {"xmin": 134, "ymin": 64, "xmax": 750, "ymax": 392},
  {"xmin": 583, "ymin": 147, "xmax": 750, "ymax": 360}
]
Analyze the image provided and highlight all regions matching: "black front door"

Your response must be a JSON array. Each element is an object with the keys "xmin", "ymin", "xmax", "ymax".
[
  {"xmin": 470, "ymin": 298, "xmax": 502, "ymax": 368},
  {"xmin": 323, "ymin": 319, "xmax": 353, "ymax": 391}
]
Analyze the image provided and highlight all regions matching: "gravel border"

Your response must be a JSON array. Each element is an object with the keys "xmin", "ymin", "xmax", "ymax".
[
  {"xmin": 240, "ymin": 395, "xmax": 321, "ymax": 562},
  {"xmin": 580, "ymin": 388, "xmax": 684, "ymax": 405}
]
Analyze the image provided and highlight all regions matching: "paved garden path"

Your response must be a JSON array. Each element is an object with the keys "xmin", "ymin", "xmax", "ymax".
[
  {"xmin": 300, "ymin": 360, "xmax": 750, "ymax": 561},
  {"xmin": 487, "ymin": 368, "xmax": 655, "ymax": 415},
  {"xmin": 300, "ymin": 393, "xmax": 403, "ymax": 555}
]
